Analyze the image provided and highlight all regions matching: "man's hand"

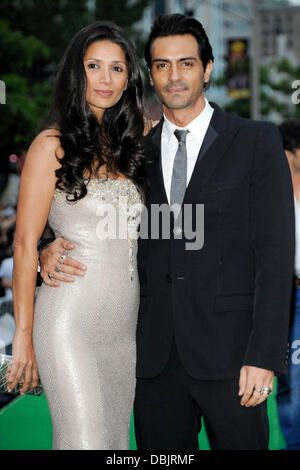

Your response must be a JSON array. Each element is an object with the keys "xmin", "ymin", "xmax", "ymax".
[
  {"xmin": 39, "ymin": 236, "xmax": 87, "ymax": 287},
  {"xmin": 238, "ymin": 365, "xmax": 274, "ymax": 407}
]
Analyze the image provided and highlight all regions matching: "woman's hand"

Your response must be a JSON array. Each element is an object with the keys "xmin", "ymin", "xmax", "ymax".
[{"xmin": 6, "ymin": 330, "xmax": 39, "ymax": 395}]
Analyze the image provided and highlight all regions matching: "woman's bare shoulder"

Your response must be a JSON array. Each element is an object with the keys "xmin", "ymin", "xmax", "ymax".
[{"xmin": 29, "ymin": 128, "xmax": 64, "ymax": 161}]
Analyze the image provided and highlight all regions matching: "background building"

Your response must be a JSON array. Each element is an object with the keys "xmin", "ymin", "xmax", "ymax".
[
  {"xmin": 137, "ymin": 0, "xmax": 300, "ymax": 119},
  {"xmin": 259, "ymin": 4, "xmax": 300, "ymax": 63}
]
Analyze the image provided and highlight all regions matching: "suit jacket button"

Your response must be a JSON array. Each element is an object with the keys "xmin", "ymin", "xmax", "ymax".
[{"xmin": 166, "ymin": 274, "xmax": 172, "ymax": 283}]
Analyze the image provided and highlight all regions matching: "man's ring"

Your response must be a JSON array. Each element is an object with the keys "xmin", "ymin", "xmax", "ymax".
[
  {"xmin": 261, "ymin": 387, "xmax": 272, "ymax": 395},
  {"xmin": 60, "ymin": 254, "xmax": 66, "ymax": 263},
  {"xmin": 254, "ymin": 387, "xmax": 272, "ymax": 395},
  {"xmin": 48, "ymin": 272, "xmax": 54, "ymax": 280}
]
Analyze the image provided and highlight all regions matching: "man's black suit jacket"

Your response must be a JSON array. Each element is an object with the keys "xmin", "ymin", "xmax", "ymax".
[{"xmin": 136, "ymin": 102, "xmax": 295, "ymax": 380}]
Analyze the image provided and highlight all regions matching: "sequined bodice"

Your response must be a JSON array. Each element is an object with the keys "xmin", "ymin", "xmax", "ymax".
[
  {"xmin": 48, "ymin": 178, "xmax": 142, "ymax": 279},
  {"xmin": 34, "ymin": 176, "xmax": 141, "ymax": 449}
]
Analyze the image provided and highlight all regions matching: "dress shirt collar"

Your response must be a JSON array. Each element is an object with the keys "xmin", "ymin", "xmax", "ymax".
[{"xmin": 162, "ymin": 98, "xmax": 214, "ymax": 142}]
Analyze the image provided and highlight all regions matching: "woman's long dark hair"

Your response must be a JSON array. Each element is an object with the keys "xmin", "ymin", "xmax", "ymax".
[{"xmin": 41, "ymin": 21, "xmax": 148, "ymax": 202}]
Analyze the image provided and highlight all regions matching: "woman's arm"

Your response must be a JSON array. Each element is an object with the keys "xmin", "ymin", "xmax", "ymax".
[{"xmin": 6, "ymin": 130, "xmax": 61, "ymax": 394}]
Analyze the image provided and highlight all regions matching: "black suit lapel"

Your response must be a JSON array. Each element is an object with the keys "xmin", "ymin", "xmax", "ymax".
[
  {"xmin": 183, "ymin": 103, "xmax": 241, "ymax": 203},
  {"xmin": 147, "ymin": 118, "xmax": 168, "ymax": 205},
  {"xmin": 149, "ymin": 118, "xmax": 163, "ymax": 161},
  {"xmin": 148, "ymin": 103, "xmax": 241, "ymax": 206},
  {"xmin": 197, "ymin": 126, "xmax": 218, "ymax": 163}
]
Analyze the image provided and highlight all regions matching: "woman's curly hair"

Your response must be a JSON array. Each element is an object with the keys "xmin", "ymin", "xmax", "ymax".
[{"xmin": 41, "ymin": 21, "xmax": 148, "ymax": 202}]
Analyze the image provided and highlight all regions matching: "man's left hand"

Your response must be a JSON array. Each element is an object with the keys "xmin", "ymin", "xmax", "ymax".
[{"xmin": 238, "ymin": 366, "xmax": 274, "ymax": 407}]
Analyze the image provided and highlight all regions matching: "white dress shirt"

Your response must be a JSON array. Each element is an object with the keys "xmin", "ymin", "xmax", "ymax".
[{"xmin": 161, "ymin": 98, "xmax": 214, "ymax": 204}]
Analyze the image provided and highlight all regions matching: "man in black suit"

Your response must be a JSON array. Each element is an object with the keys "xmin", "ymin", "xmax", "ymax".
[{"xmin": 39, "ymin": 14, "xmax": 294, "ymax": 450}]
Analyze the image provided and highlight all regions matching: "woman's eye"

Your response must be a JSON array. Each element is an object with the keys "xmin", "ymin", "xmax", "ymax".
[
  {"xmin": 88, "ymin": 63, "xmax": 99, "ymax": 69},
  {"xmin": 157, "ymin": 63, "xmax": 167, "ymax": 69},
  {"xmin": 112, "ymin": 66, "xmax": 123, "ymax": 72}
]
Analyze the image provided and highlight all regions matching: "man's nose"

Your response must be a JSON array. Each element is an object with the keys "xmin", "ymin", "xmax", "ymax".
[{"xmin": 169, "ymin": 64, "xmax": 181, "ymax": 82}]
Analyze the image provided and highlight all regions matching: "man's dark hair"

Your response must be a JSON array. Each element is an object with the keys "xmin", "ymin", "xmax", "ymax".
[
  {"xmin": 279, "ymin": 120, "xmax": 300, "ymax": 152},
  {"xmin": 144, "ymin": 14, "xmax": 214, "ymax": 89}
]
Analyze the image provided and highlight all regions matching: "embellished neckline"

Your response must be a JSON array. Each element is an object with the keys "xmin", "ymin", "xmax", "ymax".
[
  {"xmin": 84, "ymin": 178, "xmax": 129, "ymax": 181},
  {"xmin": 54, "ymin": 177, "xmax": 138, "ymax": 196},
  {"xmin": 84, "ymin": 178, "xmax": 136, "ymax": 191},
  {"xmin": 84, "ymin": 177, "xmax": 130, "ymax": 183}
]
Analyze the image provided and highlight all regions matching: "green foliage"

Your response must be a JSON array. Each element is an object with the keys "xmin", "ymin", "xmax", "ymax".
[
  {"xmin": 0, "ymin": 20, "xmax": 52, "ymax": 154},
  {"xmin": 260, "ymin": 58, "xmax": 300, "ymax": 119},
  {"xmin": 214, "ymin": 57, "xmax": 300, "ymax": 120},
  {"xmin": 95, "ymin": 0, "xmax": 150, "ymax": 33},
  {"xmin": 223, "ymin": 98, "xmax": 251, "ymax": 119},
  {"xmin": 0, "ymin": 21, "xmax": 49, "ymax": 73},
  {"xmin": 0, "ymin": 1, "xmax": 93, "ymax": 69}
]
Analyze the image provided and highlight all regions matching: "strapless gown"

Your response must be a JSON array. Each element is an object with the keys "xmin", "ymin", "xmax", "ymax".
[{"xmin": 33, "ymin": 178, "xmax": 142, "ymax": 450}]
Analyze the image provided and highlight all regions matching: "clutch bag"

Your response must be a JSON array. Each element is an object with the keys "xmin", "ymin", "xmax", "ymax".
[{"xmin": 0, "ymin": 353, "xmax": 43, "ymax": 396}]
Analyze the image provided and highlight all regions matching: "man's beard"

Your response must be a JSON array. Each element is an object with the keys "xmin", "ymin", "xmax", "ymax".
[{"xmin": 159, "ymin": 80, "xmax": 204, "ymax": 110}]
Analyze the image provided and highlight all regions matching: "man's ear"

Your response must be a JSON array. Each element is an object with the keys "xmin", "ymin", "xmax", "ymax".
[
  {"xmin": 148, "ymin": 67, "xmax": 154, "ymax": 87},
  {"xmin": 204, "ymin": 60, "xmax": 213, "ymax": 85}
]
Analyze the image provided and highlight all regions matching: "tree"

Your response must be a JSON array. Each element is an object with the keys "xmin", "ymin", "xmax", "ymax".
[
  {"xmin": 0, "ymin": 0, "xmax": 151, "ymax": 76},
  {"xmin": 0, "ymin": 1, "xmax": 94, "ymax": 158},
  {"xmin": 212, "ymin": 57, "xmax": 300, "ymax": 120},
  {"xmin": 95, "ymin": 0, "xmax": 150, "ymax": 33},
  {"xmin": 260, "ymin": 58, "xmax": 300, "ymax": 119},
  {"xmin": 0, "ymin": 1, "xmax": 93, "ymax": 73},
  {"xmin": 0, "ymin": 20, "xmax": 51, "ymax": 156}
]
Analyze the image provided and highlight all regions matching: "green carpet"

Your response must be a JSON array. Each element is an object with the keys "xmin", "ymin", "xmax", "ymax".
[{"xmin": 0, "ymin": 379, "xmax": 285, "ymax": 450}]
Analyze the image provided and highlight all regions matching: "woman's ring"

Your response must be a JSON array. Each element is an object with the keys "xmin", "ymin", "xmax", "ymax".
[
  {"xmin": 48, "ymin": 272, "xmax": 54, "ymax": 280},
  {"xmin": 60, "ymin": 254, "xmax": 66, "ymax": 263},
  {"xmin": 55, "ymin": 264, "xmax": 61, "ymax": 273}
]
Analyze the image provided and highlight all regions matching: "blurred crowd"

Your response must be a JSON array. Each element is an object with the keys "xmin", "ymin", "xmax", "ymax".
[
  {"xmin": 0, "ymin": 158, "xmax": 20, "ymax": 302},
  {"xmin": 0, "ymin": 158, "xmax": 20, "ymax": 407}
]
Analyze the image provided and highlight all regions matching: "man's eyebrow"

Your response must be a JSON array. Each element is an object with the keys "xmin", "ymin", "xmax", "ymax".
[
  {"xmin": 152, "ymin": 56, "xmax": 198, "ymax": 63},
  {"xmin": 152, "ymin": 58, "xmax": 170, "ymax": 63},
  {"xmin": 179, "ymin": 56, "xmax": 198, "ymax": 61}
]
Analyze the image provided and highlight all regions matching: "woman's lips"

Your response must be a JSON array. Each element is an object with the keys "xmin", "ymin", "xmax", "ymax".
[{"xmin": 95, "ymin": 89, "xmax": 113, "ymax": 97}]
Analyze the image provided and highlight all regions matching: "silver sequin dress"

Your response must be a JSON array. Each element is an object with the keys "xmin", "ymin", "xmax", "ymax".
[{"xmin": 33, "ymin": 178, "xmax": 142, "ymax": 450}]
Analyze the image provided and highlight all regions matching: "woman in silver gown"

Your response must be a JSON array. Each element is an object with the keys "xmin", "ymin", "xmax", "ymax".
[{"xmin": 7, "ymin": 22, "xmax": 148, "ymax": 450}]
